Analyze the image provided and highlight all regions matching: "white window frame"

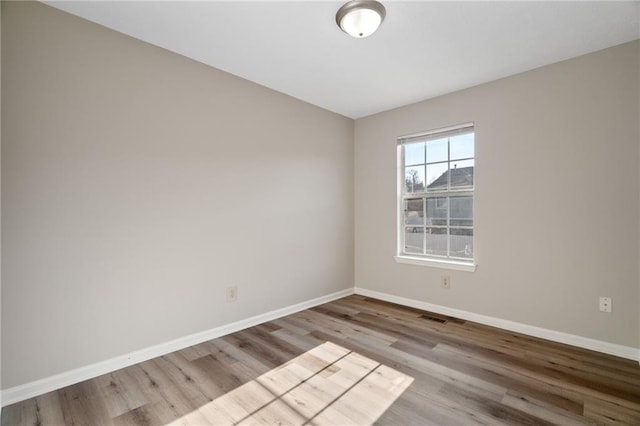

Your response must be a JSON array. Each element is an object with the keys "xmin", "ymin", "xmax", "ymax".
[{"xmin": 395, "ymin": 123, "xmax": 476, "ymax": 272}]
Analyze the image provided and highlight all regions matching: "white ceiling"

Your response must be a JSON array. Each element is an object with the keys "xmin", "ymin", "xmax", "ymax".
[{"xmin": 44, "ymin": 1, "xmax": 640, "ymax": 119}]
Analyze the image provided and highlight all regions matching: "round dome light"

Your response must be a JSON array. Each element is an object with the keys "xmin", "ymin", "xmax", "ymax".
[{"xmin": 336, "ymin": 1, "xmax": 386, "ymax": 38}]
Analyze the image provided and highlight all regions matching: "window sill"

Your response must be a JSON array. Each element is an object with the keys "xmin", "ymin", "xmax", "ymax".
[{"xmin": 394, "ymin": 255, "xmax": 477, "ymax": 272}]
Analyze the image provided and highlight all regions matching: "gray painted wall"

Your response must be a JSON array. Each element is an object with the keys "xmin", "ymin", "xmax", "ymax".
[
  {"xmin": 2, "ymin": 1, "xmax": 639, "ymax": 392},
  {"xmin": 354, "ymin": 41, "xmax": 640, "ymax": 348},
  {"xmin": 1, "ymin": 0, "xmax": 3, "ymax": 405},
  {"xmin": 1, "ymin": 2, "xmax": 354, "ymax": 388}
]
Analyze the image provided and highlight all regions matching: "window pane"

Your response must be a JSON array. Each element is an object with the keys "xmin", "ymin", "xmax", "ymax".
[
  {"xmin": 405, "ymin": 166, "xmax": 425, "ymax": 193},
  {"xmin": 404, "ymin": 199, "xmax": 424, "ymax": 225},
  {"xmin": 426, "ymin": 163, "xmax": 448, "ymax": 189},
  {"xmin": 405, "ymin": 142, "xmax": 425, "ymax": 166},
  {"xmin": 398, "ymin": 127, "xmax": 474, "ymax": 263},
  {"xmin": 426, "ymin": 138, "xmax": 448, "ymax": 163},
  {"xmin": 404, "ymin": 227, "xmax": 423, "ymax": 254},
  {"xmin": 426, "ymin": 197, "xmax": 447, "ymax": 226},
  {"xmin": 450, "ymin": 228, "xmax": 473, "ymax": 259},
  {"xmin": 449, "ymin": 160, "xmax": 474, "ymax": 189},
  {"xmin": 425, "ymin": 228, "xmax": 447, "ymax": 256},
  {"xmin": 450, "ymin": 196, "xmax": 473, "ymax": 226},
  {"xmin": 450, "ymin": 133, "xmax": 474, "ymax": 160}
]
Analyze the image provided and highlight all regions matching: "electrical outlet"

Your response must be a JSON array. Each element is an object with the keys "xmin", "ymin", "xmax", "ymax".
[
  {"xmin": 226, "ymin": 285, "xmax": 238, "ymax": 302},
  {"xmin": 441, "ymin": 275, "xmax": 450, "ymax": 289},
  {"xmin": 599, "ymin": 297, "xmax": 611, "ymax": 313}
]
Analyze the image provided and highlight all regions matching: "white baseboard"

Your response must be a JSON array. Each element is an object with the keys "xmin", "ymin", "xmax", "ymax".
[
  {"xmin": 1, "ymin": 288, "xmax": 354, "ymax": 407},
  {"xmin": 4, "ymin": 285, "xmax": 637, "ymax": 407},
  {"xmin": 354, "ymin": 287, "xmax": 640, "ymax": 362}
]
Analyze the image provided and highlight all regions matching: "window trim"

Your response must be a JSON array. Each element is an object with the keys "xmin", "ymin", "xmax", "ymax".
[
  {"xmin": 396, "ymin": 122, "xmax": 476, "ymax": 271},
  {"xmin": 394, "ymin": 255, "xmax": 477, "ymax": 272}
]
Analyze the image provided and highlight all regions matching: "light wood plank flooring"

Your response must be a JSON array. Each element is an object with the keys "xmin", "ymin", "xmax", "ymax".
[{"xmin": 3, "ymin": 295, "xmax": 640, "ymax": 425}]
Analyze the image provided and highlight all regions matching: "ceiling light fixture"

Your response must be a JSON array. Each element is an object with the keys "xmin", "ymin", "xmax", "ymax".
[{"xmin": 336, "ymin": 0, "xmax": 386, "ymax": 38}]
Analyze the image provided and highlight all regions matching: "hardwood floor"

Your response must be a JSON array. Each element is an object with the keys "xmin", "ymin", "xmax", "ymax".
[{"xmin": 3, "ymin": 295, "xmax": 640, "ymax": 425}]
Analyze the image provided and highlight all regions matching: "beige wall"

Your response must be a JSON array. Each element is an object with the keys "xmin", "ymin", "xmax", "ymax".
[
  {"xmin": 0, "ymin": 0, "xmax": 3, "ymax": 405},
  {"xmin": 3, "ymin": 0, "xmax": 640, "ymax": 393},
  {"xmin": 355, "ymin": 41, "xmax": 640, "ymax": 348},
  {"xmin": 1, "ymin": 2, "xmax": 354, "ymax": 388}
]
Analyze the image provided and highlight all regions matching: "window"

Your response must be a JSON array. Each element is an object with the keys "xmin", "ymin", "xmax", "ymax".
[{"xmin": 397, "ymin": 123, "xmax": 475, "ymax": 270}]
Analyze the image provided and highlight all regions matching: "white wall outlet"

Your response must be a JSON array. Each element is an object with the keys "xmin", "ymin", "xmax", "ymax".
[
  {"xmin": 441, "ymin": 275, "xmax": 451, "ymax": 289},
  {"xmin": 226, "ymin": 285, "xmax": 238, "ymax": 302},
  {"xmin": 599, "ymin": 296, "xmax": 611, "ymax": 313}
]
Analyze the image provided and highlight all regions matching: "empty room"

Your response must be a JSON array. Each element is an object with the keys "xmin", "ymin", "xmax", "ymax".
[{"xmin": 2, "ymin": 1, "xmax": 640, "ymax": 424}]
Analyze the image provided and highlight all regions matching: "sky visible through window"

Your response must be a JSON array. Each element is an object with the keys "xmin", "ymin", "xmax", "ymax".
[{"xmin": 404, "ymin": 133, "xmax": 474, "ymax": 189}]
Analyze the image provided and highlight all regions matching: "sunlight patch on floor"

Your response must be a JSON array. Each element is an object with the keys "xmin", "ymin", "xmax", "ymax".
[{"xmin": 168, "ymin": 341, "xmax": 414, "ymax": 425}]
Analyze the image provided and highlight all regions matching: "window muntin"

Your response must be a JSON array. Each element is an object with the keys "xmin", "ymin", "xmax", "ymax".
[{"xmin": 398, "ymin": 124, "xmax": 474, "ymax": 264}]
